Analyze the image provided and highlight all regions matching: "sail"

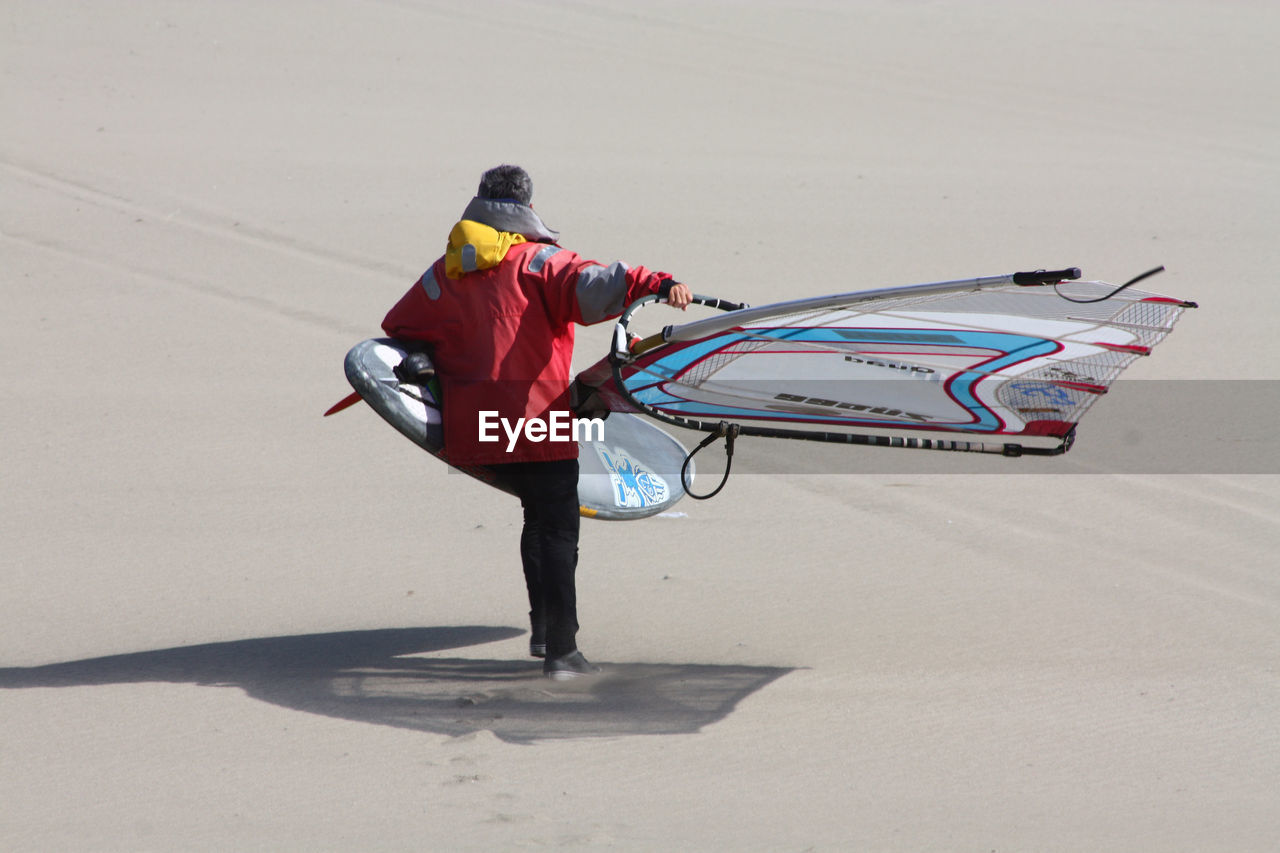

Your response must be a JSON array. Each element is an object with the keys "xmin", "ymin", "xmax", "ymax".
[{"xmin": 600, "ymin": 268, "xmax": 1196, "ymax": 458}]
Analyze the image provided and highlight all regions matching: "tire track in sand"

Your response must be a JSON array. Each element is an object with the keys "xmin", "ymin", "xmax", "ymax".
[{"xmin": 2, "ymin": 156, "xmax": 414, "ymax": 336}]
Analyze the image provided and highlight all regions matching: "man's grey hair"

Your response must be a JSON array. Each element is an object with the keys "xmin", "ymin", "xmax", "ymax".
[{"xmin": 477, "ymin": 164, "xmax": 533, "ymax": 205}]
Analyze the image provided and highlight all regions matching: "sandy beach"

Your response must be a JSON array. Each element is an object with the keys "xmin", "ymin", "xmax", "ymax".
[{"xmin": 3, "ymin": 1, "xmax": 1277, "ymax": 850}]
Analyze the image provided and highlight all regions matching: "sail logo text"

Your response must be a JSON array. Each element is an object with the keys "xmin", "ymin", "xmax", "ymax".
[
  {"xmin": 844, "ymin": 356, "xmax": 934, "ymax": 374},
  {"xmin": 773, "ymin": 393, "xmax": 931, "ymax": 423}
]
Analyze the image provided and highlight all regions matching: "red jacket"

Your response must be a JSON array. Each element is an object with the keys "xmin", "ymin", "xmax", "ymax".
[{"xmin": 383, "ymin": 226, "xmax": 671, "ymax": 465}]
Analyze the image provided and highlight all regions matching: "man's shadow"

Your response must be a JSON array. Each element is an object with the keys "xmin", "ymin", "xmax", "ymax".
[{"xmin": 0, "ymin": 627, "xmax": 791, "ymax": 744}]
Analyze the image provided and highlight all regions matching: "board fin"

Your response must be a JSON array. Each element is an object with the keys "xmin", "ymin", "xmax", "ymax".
[{"xmin": 324, "ymin": 391, "xmax": 363, "ymax": 417}]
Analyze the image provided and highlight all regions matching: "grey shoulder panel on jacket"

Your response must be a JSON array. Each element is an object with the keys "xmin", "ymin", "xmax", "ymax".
[{"xmin": 574, "ymin": 261, "xmax": 630, "ymax": 325}]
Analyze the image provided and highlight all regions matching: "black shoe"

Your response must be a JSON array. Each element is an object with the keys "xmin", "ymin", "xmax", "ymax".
[
  {"xmin": 529, "ymin": 623, "xmax": 546, "ymax": 659},
  {"xmin": 543, "ymin": 650, "xmax": 601, "ymax": 680}
]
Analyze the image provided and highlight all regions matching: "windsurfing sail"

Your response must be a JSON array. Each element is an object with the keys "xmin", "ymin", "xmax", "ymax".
[{"xmin": 594, "ymin": 266, "xmax": 1196, "ymax": 489}]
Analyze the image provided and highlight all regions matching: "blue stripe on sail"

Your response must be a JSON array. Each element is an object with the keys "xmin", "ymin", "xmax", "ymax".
[{"xmin": 948, "ymin": 337, "xmax": 1060, "ymax": 430}]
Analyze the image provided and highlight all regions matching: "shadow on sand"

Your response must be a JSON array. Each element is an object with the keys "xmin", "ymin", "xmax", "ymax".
[{"xmin": 0, "ymin": 627, "xmax": 791, "ymax": 744}]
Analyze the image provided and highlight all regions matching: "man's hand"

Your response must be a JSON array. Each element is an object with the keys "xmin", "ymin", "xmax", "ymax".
[{"xmin": 665, "ymin": 281, "xmax": 693, "ymax": 310}]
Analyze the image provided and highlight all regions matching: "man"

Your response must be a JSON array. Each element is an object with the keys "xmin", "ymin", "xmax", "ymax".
[{"xmin": 382, "ymin": 165, "xmax": 692, "ymax": 679}]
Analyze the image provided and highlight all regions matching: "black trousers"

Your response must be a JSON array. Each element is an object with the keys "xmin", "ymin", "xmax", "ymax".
[{"xmin": 489, "ymin": 458, "xmax": 581, "ymax": 659}]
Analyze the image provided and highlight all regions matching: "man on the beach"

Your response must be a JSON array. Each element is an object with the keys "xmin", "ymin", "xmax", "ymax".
[{"xmin": 382, "ymin": 164, "xmax": 691, "ymax": 679}]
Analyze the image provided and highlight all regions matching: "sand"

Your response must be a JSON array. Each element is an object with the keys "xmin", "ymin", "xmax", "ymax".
[{"xmin": 2, "ymin": 1, "xmax": 1277, "ymax": 850}]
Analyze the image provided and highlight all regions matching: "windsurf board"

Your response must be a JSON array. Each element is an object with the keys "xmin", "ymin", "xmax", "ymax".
[{"xmin": 334, "ymin": 338, "xmax": 692, "ymax": 520}]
